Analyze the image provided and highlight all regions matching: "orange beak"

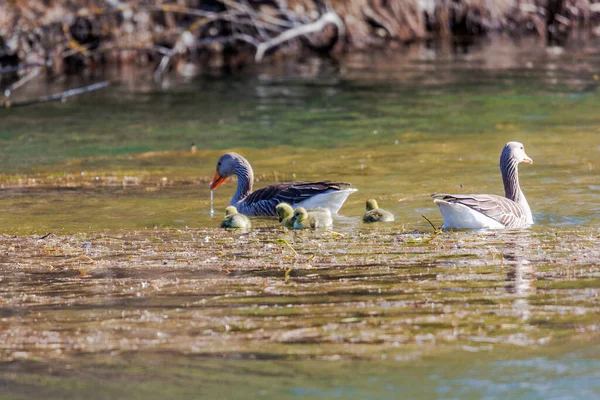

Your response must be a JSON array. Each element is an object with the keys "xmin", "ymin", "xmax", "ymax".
[
  {"xmin": 522, "ymin": 154, "xmax": 533, "ymax": 164},
  {"xmin": 210, "ymin": 171, "xmax": 227, "ymax": 190}
]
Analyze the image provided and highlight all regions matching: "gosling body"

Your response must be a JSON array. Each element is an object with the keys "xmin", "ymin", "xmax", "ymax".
[
  {"xmin": 292, "ymin": 207, "xmax": 333, "ymax": 230},
  {"xmin": 362, "ymin": 199, "xmax": 395, "ymax": 223},
  {"xmin": 221, "ymin": 206, "xmax": 251, "ymax": 229}
]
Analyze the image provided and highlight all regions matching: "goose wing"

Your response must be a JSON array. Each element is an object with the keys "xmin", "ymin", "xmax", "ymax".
[
  {"xmin": 239, "ymin": 181, "xmax": 351, "ymax": 216},
  {"xmin": 431, "ymin": 193, "xmax": 528, "ymax": 228}
]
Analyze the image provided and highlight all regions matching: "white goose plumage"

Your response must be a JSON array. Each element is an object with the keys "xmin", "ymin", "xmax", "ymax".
[
  {"xmin": 210, "ymin": 152, "xmax": 357, "ymax": 216},
  {"xmin": 432, "ymin": 141, "xmax": 534, "ymax": 229}
]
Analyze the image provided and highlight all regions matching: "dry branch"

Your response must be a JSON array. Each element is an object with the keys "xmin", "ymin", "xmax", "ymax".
[
  {"xmin": 2, "ymin": 81, "xmax": 109, "ymax": 109},
  {"xmin": 3, "ymin": 67, "xmax": 41, "ymax": 97},
  {"xmin": 0, "ymin": 0, "xmax": 593, "ymax": 85},
  {"xmin": 255, "ymin": 11, "xmax": 345, "ymax": 62}
]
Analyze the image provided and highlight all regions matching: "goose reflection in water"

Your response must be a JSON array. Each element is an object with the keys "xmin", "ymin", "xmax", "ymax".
[{"xmin": 505, "ymin": 255, "xmax": 536, "ymax": 321}]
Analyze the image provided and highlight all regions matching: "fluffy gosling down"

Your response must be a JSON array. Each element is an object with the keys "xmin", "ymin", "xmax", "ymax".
[
  {"xmin": 291, "ymin": 207, "xmax": 333, "ymax": 230},
  {"xmin": 275, "ymin": 202, "xmax": 295, "ymax": 228},
  {"xmin": 220, "ymin": 206, "xmax": 251, "ymax": 229},
  {"xmin": 363, "ymin": 199, "xmax": 395, "ymax": 223},
  {"xmin": 276, "ymin": 202, "xmax": 332, "ymax": 228}
]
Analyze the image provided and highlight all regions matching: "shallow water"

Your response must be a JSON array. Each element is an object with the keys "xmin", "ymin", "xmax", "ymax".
[{"xmin": 1, "ymin": 37, "xmax": 600, "ymax": 398}]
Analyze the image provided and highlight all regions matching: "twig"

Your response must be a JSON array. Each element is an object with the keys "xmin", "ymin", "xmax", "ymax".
[
  {"xmin": 2, "ymin": 81, "xmax": 110, "ymax": 109},
  {"xmin": 218, "ymin": 0, "xmax": 294, "ymax": 29},
  {"xmin": 421, "ymin": 215, "xmax": 442, "ymax": 244},
  {"xmin": 96, "ymin": 44, "xmax": 173, "ymax": 56},
  {"xmin": 274, "ymin": 238, "xmax": 298, "ymax": 257},
  {"xmin": 363, "ymin": 6, "xmax": 397, "ymax": 38},
  {"xmin": 421, "ymin": 215, "xmax": 440, "ymax": 234},
  {"xmin": 195, "ymin": 34, "xmax": 261, "ymax": 48},
  {"xmin": 4, "ymin": 67, "xmax": 42, "ymax": 98},
  {"xmin": 160, "ymin": 4, "xmax": 285, "ymax": 33},
  {"xmin": 254, "ymin": 11, "xmax": 345, "ymax": 62},
  {"xmin": 153, "ymin": 53, "xmax": 174, "ymax": 81},
  {"xmin": 241, "ymin": 0, "xmax": 269, "ymax": 40}
]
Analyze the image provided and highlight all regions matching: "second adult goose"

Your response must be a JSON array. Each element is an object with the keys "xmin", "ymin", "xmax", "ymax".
[
  {"xmin": 210, "ymin": 152, "xmax": 357, "ymax": 216},
  {"xmin": 432, "ymin": 141, "xmax": 534, "ymax": 229}
]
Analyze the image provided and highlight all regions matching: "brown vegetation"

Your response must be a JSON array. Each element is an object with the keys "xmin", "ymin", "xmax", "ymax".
[{"xmin": 0, "ymin": 0, "xmax": 598, "ymax": 81}]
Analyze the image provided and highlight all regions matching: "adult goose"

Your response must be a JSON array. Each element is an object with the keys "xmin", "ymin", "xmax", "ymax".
[
  {"xmin": 432, "ymin": 141, "xmax": 534, "ymax": 229},
  {"xmin": 210, "ymin": 152, "xmax": 357, "ymax": 216}
]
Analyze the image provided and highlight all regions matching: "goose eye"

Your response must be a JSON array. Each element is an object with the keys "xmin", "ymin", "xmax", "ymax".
[{"xmin": 520, "ymin": 146, "xmax": 523, "ymax": 150}]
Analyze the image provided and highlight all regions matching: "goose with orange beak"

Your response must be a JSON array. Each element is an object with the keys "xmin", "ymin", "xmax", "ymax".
[
  {"xmin": 210, "ymin": 152, "xmax": 357, "ymax": 216},
  {"xmin": 432, "ymin": 141, "xmax": 534, "ymax": 229}
]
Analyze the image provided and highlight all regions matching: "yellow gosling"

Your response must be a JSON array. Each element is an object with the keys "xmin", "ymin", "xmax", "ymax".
[
  {"xmin": 363, "ymin": 199, "xmax": 395, "ymax": 223},
  {"xmin": 221, "ymin": 206, "xmax": 252, "ymax": 229},
  {"xmin": 275, "ymin": 202, "xmax": 295, "ymax": 228},
  {"xmin": 292, "ymin": 207, "xmax": 333, "ymax": 230}
]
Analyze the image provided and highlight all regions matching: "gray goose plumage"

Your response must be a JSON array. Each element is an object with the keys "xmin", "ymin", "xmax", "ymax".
[
  {"xmin": 210, "ymin": 152, "xmax": 357, "ymax": 216},
  {"xmin": 432, "ymin": 141, "xmax": 534, "ymax": 229}
]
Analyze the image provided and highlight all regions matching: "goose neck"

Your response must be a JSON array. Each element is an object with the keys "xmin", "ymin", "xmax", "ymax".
[
  {"xmin": 500, "ymin": 156, "xmax": 521, "ymax": 202},
  {"xmin": 231, "ymin": 158, "xmax": 254, "ymax": 204}
]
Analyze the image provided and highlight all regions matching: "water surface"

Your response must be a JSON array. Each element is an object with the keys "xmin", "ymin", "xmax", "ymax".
[{"xmin": 0, "ymin": 37, "xmax": 599, "ymax": 398}]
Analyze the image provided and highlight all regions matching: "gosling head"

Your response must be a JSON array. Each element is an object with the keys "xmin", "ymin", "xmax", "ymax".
[
  {"xmin": 275, "ymin": 202, "xmax": 294, "ymax": 223},
  {"xmin": 292, "ymin": 207, "xmax": 308, "ymax": 223},
  {"xmin": 224, "ymin": 206, "xmax": 238, "ymax": 216},
  {"xmin": 365, "ymin": 199, "xmax": 379, "ymax": 211}
]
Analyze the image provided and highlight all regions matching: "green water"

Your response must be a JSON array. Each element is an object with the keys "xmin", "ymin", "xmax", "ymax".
[{"xmin": 1, "ymin": 38, "xmax": 600, "ymax": 398}]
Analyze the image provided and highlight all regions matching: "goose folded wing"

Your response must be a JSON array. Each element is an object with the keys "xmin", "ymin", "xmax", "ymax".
[
  {"xmin": 245, "ymin": 181, "xmax": 351, "ymax": 205},
  {"xmin": 431, "ymin": 193, "xmax": 527, "ymax": 228}
]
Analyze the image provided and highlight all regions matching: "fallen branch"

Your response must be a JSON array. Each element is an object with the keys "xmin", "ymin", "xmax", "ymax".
[
  {"xmin": 2, "ymin": 81, "xmax": 110, "ymax": 109},
  {"xmin": 153, "ymin": 52, "xmax": 174, "ymax": 81},
  {"xmin": 255, "ymin": 11, "xmax": 345, "ymax": 62},
  {"xmin": 3, "ymin": 67, "xmax": 42, "ymax": 97}
]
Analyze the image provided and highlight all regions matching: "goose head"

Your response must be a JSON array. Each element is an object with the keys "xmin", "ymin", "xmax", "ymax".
[
  {"xmin": 275, "ymin": 202, "xmax": 294, "ymax": 223},
  {"xmin": 211, "ymin": 152, "xmax": 242, "ymax": 190},
  {"xmin": 503, "ymin": 142, "xmax": 533, "ymax": 165},
  {"xmin": 365, "ymin": 199, "xmax": 379, "ymax": 211}
]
